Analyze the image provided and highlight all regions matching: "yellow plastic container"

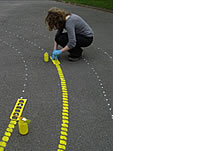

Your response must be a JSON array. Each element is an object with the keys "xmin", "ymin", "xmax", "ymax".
[
  {"xmin": 44, "ymin": 52, "xmax": 49, "ymax": 62},
  {"xmin": 18, "ymin": 118, "xmax": 29, "ymax": 135}
]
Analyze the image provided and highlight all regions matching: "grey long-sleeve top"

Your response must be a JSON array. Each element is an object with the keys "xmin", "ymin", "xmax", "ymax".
[{"xmin": 57, "ymin": 14, "xmax": 94, "ymax": 49}]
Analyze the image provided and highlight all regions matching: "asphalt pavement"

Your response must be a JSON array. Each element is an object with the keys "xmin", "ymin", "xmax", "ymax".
[{"xmin": 0, "ymin": 0, "xmax": 113, "ymax": 151}]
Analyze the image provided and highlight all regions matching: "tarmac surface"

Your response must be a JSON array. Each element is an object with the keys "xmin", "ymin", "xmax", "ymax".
[{"xmin": 0, "ymin": 0, "xmax": 112, "ymax": 150}]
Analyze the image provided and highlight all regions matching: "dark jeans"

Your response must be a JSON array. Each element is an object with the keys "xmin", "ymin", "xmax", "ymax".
[{"xmin": 55, "ymin": 32, "xmax": 93, "ymax": 58}]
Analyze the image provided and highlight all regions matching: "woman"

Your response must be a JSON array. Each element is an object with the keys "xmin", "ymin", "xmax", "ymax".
[{"xmin": 45, "ymin": 7, "xmax": 94, "ymax": 61}]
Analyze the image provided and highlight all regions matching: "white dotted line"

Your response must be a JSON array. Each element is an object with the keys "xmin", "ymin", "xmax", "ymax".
[
  {"xmin": 83, "ymin": 58, "xmax": 113, "ymax": 118},
  {"xmin": 31, "ymin": 22, "xmax": 42, "ymax": 27},
  {"xmin": 0, "ymin": 28, "xmax": 49, "ymax": 98},
  {"xmin": 0, "ymin": 28, "xmax": 45, "ymax": 53},
  {"xmin": 7, "ymin": 23, "xmax": 51, "ymax": 39},
  {"xmin": 96, "ymin": 47, "xmax": 113, "ymax": 59},
  {"xmin": 0, "ymin": 38, "xmax": 29, "ymax": 96}
]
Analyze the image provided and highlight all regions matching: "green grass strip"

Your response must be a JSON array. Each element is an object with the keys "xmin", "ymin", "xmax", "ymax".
[{"xmin": 63, "ymin": 0, "xmax": 113, "ymax": 10}]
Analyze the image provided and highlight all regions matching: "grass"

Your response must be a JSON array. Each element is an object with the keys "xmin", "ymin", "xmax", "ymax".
[{"xmin": 63, "ymin": 0, "xmax": 113, "ymax": 10}]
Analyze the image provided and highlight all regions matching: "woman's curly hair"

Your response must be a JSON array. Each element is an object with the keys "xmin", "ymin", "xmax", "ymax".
[{"xmin": 45, "ymin": 7, "xmax": 71, "ymax": 31}]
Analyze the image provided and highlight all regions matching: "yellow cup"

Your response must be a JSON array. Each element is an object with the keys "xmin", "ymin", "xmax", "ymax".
[
  {"xmin": 18, "ymin": 118, "xmax": 28, "ymax": 135},
  {"xmin": 44, "ymin": 52, "xmax": 49, "ymax": 62}
]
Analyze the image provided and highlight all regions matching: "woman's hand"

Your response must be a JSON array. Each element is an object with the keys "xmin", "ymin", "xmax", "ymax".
[{"xmin": 52, "ymin": 49, "xmax": 62, "ymax": 60}]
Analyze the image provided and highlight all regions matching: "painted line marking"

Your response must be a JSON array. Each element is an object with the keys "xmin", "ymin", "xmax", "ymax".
[
  {"xmin": 50, "ymin": 57, "xmax": 60, "ymax": 65},
  {"xmin": 50, "ymin": 57, "xmax": 69, "ymax": 151},
  {"xmin": 83, "ymin": 58, "xmax": 113, "ymax": 118}
]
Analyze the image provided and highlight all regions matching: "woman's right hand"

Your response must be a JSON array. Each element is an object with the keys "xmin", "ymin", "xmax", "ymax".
[{"xmin": 52, "ymin": 49, "xmax": 62, "ymax": 60}]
